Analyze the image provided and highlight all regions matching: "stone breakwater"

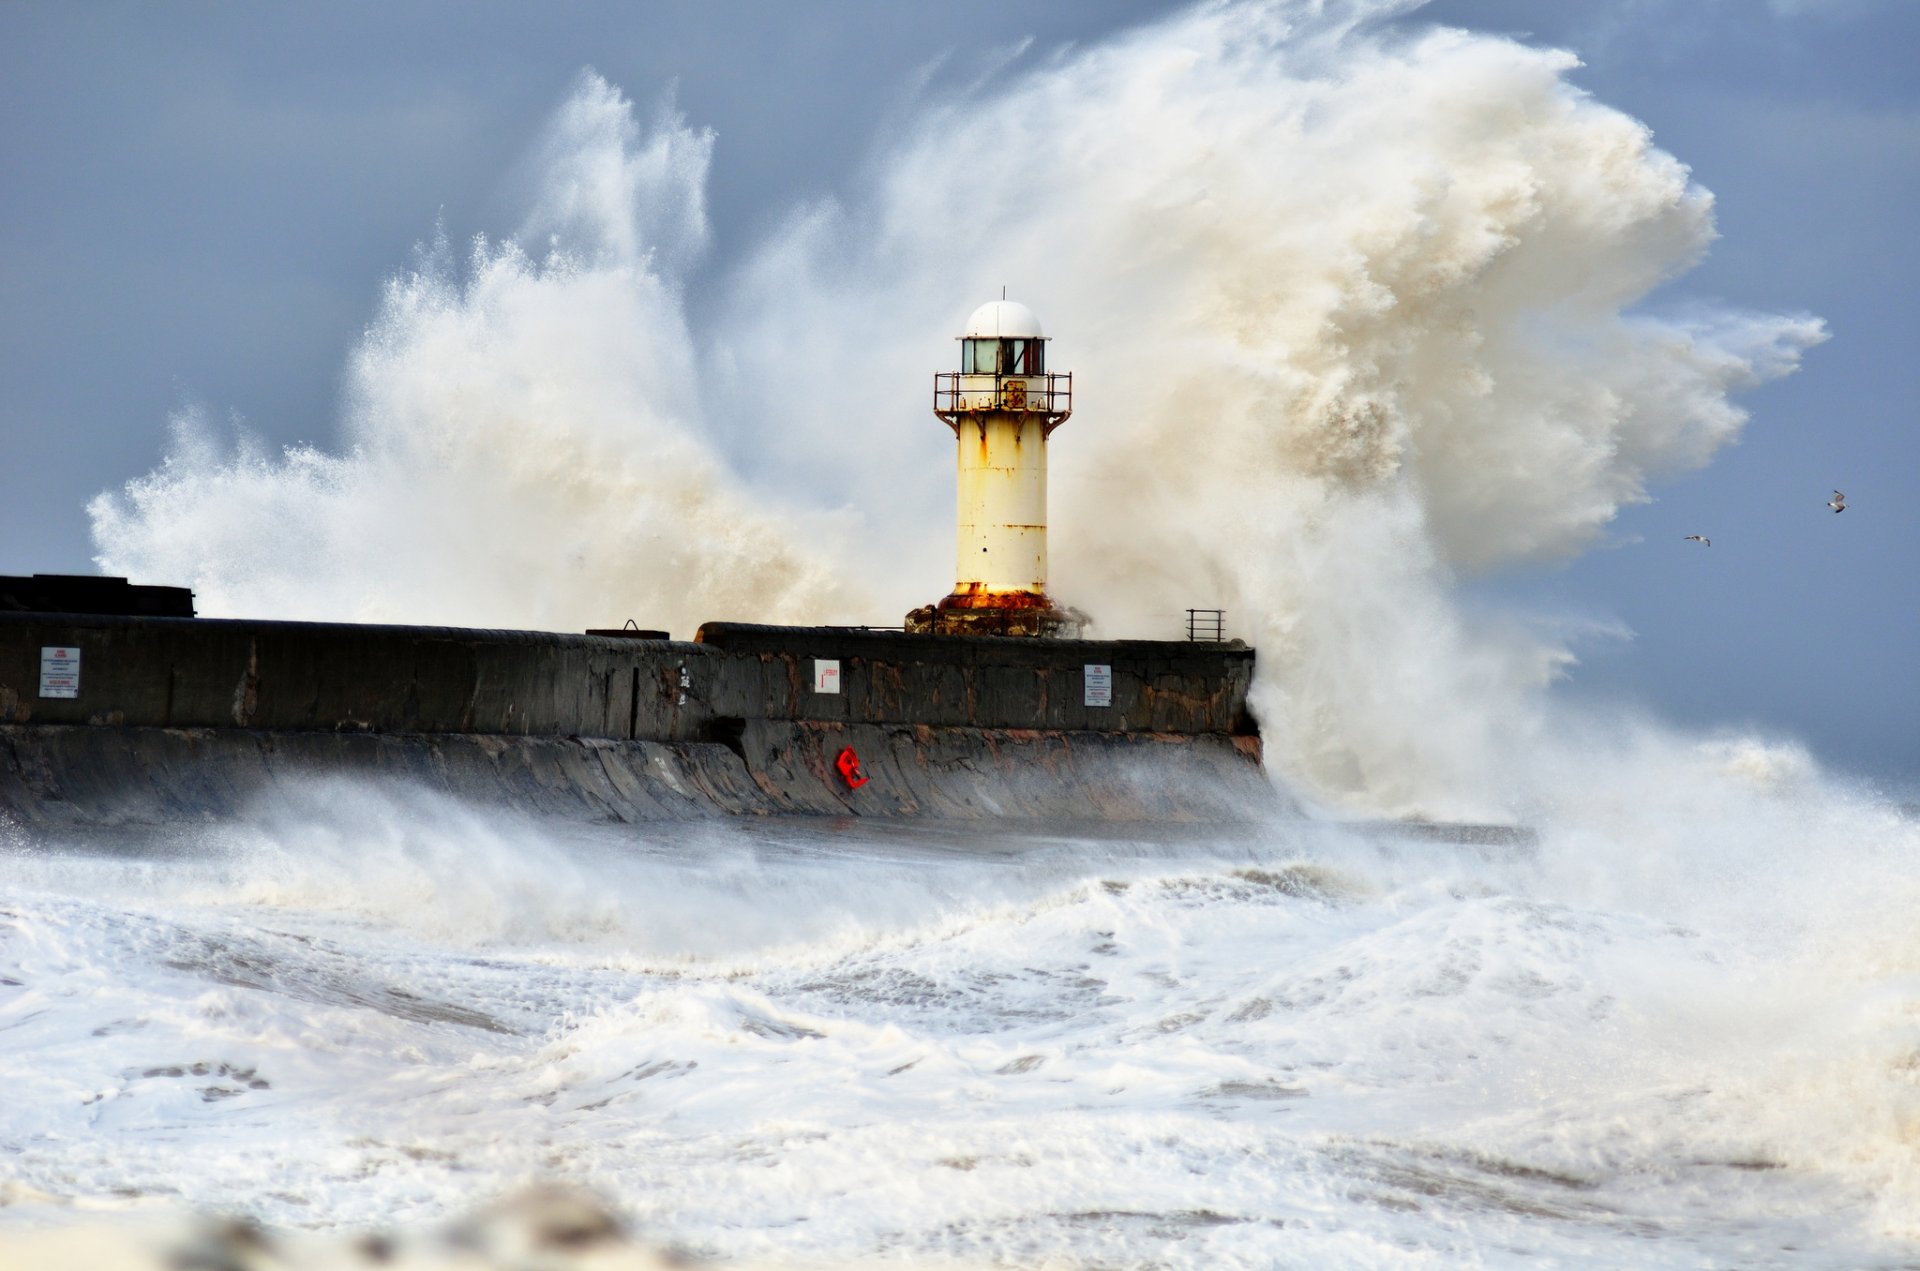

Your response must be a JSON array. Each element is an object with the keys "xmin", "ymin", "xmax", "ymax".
[{"xmin": 0, "ymin": 615, "xmax": 1272, "ymax": 826}]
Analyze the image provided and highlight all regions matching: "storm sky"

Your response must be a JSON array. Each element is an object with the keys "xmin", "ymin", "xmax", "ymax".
[{"xmin": 2, "ymin": 0, "xmax": 1915, "ymax": 786}]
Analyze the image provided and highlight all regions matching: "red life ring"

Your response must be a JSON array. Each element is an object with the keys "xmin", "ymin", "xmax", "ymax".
[{"xmin": 835, "ymin": 746, "xmax": 870, "ymax": 789}]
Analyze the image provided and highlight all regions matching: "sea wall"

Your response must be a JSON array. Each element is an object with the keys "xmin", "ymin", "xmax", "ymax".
[
  {"xmin": 0, "ymin": 723, "xmax": 1273, "ymax": 829},
  {"xmin": 0, "ymin": 615, "xmax": 1252, "ymax": 738},
  {"xmin": 0, "ymin": 614, "xmax": 1269, "ymax": 826}
]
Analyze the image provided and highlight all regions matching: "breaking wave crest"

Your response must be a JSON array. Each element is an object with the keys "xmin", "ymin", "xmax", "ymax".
[
  {"xmin": 89, "ymin": 75, "xmax": 862, "ymax": 639},
  {"xmin": 88, "ymin": 2, "xmax": 1827, "ymax": 816},
  {"xmin": 42, "ymin": 11, "xmax": 1920, "ymax": 1260}
]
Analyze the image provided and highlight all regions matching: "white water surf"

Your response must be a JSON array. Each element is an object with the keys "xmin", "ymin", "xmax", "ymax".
[
  {"xmin": 4, "ymin": 788, "xmax": 1918, "ymax": 1267},
  {"xmin": 13, "ymin": 1, "xmax": 1912, "ymax": 1264}
]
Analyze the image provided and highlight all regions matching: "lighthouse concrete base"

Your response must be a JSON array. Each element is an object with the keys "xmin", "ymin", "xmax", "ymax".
[{"xmin": 904, "ymin": 601, "xmax": 1086, "ymax": 639}]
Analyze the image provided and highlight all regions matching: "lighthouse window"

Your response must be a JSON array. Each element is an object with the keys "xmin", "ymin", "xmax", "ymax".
[
  {"xmin": 963, "ymin": 339, "xmax": 999, "ymax": 374},
  {"xmin": 963, "ymin": 338, "xmax": 1046, "ymax": 375}
]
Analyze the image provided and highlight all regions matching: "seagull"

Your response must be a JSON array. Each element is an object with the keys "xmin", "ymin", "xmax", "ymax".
[
  {"xmin": 1829, "ymin": 490, "xmax": 1847, "ymax": 513},
  {"xmin": 1683, "ymin": 535, "xmax": 1710, "ymax": 547}
]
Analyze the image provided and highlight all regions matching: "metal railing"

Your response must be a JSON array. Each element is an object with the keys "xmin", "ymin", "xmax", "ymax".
[
  {"xmin": 933, "ymin": 371, "xmax": 1073, "ymax": 425},
  {"xmin": 1185, "ymin": 609, "xmax": 1225, "ymax": 642}
]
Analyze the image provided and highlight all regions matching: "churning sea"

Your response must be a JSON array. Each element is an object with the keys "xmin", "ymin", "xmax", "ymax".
[{"xmin": 4, "ymin": 773, "xmax": 1917, "ymax": 1269}]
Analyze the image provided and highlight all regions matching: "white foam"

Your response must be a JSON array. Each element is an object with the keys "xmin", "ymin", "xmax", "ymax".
[
  {"xmin": 5, "ymin": 809, "xmax": 1917, "ymax": 1263},
  {"xmin": 45, "ymin": 0, "xmax": 1919, "ymax": 1261},
  {"xmin": 89, "ymin": 1, "xmax": 1826, "ymax": 819}
]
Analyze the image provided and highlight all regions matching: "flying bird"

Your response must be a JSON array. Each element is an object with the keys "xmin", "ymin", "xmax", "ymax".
[
  {"xmin": 1829, "ymin": 490, "xmax": 1847, "ymax": 513},
  {"xmin": 1683, "ymin": 535, "xmax": 1710, "ymax": 546}
]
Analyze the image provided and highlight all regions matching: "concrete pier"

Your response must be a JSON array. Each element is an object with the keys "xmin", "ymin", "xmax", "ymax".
[{"xmin": 0, "ymin": 613, "xmax": 1270, "ymax": 827}]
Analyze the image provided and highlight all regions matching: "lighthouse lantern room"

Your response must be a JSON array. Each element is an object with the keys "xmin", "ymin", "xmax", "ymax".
[{"xmin": 906, "ymin": 298, "xmax": 1082, "ymax": 638}]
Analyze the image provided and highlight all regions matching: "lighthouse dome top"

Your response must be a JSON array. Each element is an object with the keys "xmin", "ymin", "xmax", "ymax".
[{"xmin": 963, "ymin": 299, "xmax": 1044, "ymax": 340}]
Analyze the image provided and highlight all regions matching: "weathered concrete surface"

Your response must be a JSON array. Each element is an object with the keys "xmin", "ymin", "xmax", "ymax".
[
  {"xmin": 0, "ymin": 723, "xmax": 1279, "ymax": 828},
  {"xmin": 695, "ymin": 623, "xmax": 1254, "ymax": 734},
  {"xmin": 0, "ymin": 615, "xmax": 705, "ymax": 739},
  {"xmin": 0, "ymin": 614, "xmax": 1268, "ymax": 826},
  {"xmin": 1, "ymin": 615, "xmax": 1254, "ymax": 739}
]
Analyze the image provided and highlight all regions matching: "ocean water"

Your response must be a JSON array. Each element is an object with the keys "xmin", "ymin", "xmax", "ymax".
[
  {"xmin": 4, "ymin": 775, "xmax": 1917, "ymax": 1267},
  {"xmin": 23, "ymin": 0, "xmax": 1914, "ymax": 1262}
]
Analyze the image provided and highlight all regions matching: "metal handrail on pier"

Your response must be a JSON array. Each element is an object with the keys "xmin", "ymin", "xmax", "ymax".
[{"xmin": 1186, "ymin": 609, "xmax": 1226, "ymax": 642}]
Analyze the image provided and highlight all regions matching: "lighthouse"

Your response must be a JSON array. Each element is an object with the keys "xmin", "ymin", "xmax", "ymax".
[{"xmin": 906, "ymin": 298, "xmax": 1082, "ymax": 638}]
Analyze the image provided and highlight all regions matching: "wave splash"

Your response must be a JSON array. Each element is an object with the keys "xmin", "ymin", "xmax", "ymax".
[
  {"xmin": 5, "ymin": 809, "xmax": 1919, "ymax": 1260},
  {"xmin": 89, "ymin": 74, "xmax": 861, "ymax": 639},
  {"xmin": 88, "ymin": 2, "xmax": 1825, "ymax": 818}
]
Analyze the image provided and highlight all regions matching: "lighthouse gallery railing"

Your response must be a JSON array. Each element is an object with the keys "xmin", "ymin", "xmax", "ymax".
[{"xmin": 933, "ymin": 371, "xmax": 1073, "ymax": 425}]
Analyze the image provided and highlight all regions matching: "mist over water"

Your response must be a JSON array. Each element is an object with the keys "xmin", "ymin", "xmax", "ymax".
[
  {"xmin": 90, "ymin": 77, "xmax": 863, "ymax": 646},
  {"xmin": 5, "ymin": 801, "xmax": 1920, "ymax": 1266},
  {"xmin": 86, "ymin": 0, "xmax": 1822, "ymax": 818},
  {"xmin": 40, "ymin": 0, "xmax": 1920, "ymax": 1263}
]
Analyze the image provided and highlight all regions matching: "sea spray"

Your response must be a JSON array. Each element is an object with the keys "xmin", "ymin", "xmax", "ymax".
[
  {"xmin": 22, "ymin": 2, "xmax": 1919, "ymax": 1263},
  {"xmin": 716, "ymin": 4, "xmax": 1828, "ymax": 817},
  {"xmin": 6, "ymin": 808, "xmax": 1919, "ymax": 1262},
  {"xmin": 89, "ymin": 2, "xmax": 1822, "ymax": 818},
  {"xmin": 89, "ymin": 78, "xmax": 864, "ymax": 638}
]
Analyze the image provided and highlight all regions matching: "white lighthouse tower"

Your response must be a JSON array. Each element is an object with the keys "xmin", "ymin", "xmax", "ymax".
[{"xmin": 906, "ymin": 297, "xmax": 1080, "ymax": 638}]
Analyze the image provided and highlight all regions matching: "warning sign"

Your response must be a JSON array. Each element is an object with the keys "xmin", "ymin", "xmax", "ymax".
[
  {"xmin": 40, "ymin": 646, "xmax": 81, "ymax": 699},
  {"xmin": 813, "ymin": 659, "xmax": 842, "ymax": 694},
  {"xmin": 1083, "ymin": 663, "xmax": 1112, "ymax": 707}
]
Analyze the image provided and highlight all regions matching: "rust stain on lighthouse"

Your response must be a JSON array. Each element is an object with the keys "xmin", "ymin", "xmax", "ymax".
[{"xmin": 906, "ymin": 298, "xmax": 1084, "ymax": 639}]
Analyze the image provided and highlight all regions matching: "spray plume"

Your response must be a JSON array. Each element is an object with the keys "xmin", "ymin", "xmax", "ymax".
[
  {"xmin": 90, "ymin": 74, "xmax": 862, "ymax": 637},
  {"xmin": 90, "ymin": 2, "xmax": 1825, "ymax": 817}
]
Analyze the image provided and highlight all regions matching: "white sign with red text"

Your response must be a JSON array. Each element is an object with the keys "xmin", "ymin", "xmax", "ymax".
[
  {"xmin": 40, "ymin": 646, "xmax": 81, "ymax": 699},
  {"xmin": 1084, "ymin": 663, "xmax": 1112, "ymax": 707},
  {"xmin": 813, "ymin": 659, "xmax": 841, "ymax": 694}
]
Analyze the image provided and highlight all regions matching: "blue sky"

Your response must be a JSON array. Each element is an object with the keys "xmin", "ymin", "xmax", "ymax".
[
  {"xmin": 2, "ymin": 0, "xmax": 1914, "ymax": 786},
  {"xmin": 1419, "ymin": 0, "xmax": 1919, "ymax": 787}
]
